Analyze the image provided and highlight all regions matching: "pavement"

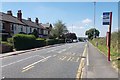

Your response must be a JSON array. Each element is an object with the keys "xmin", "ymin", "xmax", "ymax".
[
  {"xmin": 1, "ymin": 42, "xmax": 86, "ymax": 79},
  {"xmin": 81, "ymin": 42, "xmax": 119, "ymax": 79}
]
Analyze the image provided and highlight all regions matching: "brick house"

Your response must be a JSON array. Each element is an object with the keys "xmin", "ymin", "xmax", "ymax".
[{"xmin": 0, "ymin": 10, "xmax": 52, "ymax": 39}]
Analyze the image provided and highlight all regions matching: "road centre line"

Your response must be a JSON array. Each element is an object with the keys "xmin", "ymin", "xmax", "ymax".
[
  {"xmin": 23, "ymin": 56, "xmax": 51, "ymax": 70},
  {"xmin": 1, "ymin": 55, "xmax": 43, "ymax": 68}
]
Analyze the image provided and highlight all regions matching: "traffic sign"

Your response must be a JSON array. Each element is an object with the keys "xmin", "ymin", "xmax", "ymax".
[{"xmin": 103, "ymin": 12, "xmax": 110, "ymax": 25}]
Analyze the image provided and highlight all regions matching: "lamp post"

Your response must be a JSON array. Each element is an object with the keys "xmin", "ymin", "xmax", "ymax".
[{"xmin": 94, "ymin": 2, "xmax": 96, "ymax": 38}]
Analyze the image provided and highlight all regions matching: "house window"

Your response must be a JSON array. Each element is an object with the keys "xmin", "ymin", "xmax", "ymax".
[
  {"xmin": 21, "ymin": 26, "xmax": 23, "ymax": 32},
  {"xmin": 26, "ymin": 27, "xmax": 28, "ymax": 33},
  {"xmin": 11, "ymin": 24, "xmax": 14, "ymax": 31},
  {"xmin": 14, "ymin": 25, "xmax": 16, "ymax": 31},
  {"xmin": 2, "ymin": 23, "xmax": 5, "ymax": 30},
  {"xmin": 30, "ymin": 27, "xmax": 32, "ymax": 33}
]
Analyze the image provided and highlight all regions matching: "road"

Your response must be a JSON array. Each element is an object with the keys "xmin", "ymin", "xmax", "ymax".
[{"xmin": 1, "ymin": 42, "xmax": 86, "ymax": 79}]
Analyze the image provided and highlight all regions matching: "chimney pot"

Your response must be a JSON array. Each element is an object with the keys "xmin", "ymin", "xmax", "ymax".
[
  {"xmin": 7, "ymin": 10, "xmax": 12, "ymax": 16},
  {"xmin": 28, "ymin": 18, "xmax": 31, "ymax": 21},
  {"xmin": 35, "ymin": 18, "xmax": 39, "ymax": 24}
]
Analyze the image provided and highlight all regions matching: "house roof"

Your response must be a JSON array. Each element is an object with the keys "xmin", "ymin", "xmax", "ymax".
[
  {"xmin": 41, "ymin": 23, "xmax": 51, "ymax": 28},
  {"xmin": 22, "ymin": 19, "xmax": 40, "ymax": 28},
  {"xmin": 0, "ymin": 12, "xmax": 24, "ymax": 25}
]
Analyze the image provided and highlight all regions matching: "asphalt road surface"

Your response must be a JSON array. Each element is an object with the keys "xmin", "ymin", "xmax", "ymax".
[{"xmin": 1, "ymin": 42, "xmax": 86, "ymax": 79}]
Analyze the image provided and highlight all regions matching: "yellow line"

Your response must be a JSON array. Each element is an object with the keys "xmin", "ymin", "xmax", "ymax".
[
  {"xmin": 76, "ymin": 44, "xmax": 87, "ymax": 80},
  {"xmin": 22, "ymin": 66, "xmax": 34, "ymax": 73}
]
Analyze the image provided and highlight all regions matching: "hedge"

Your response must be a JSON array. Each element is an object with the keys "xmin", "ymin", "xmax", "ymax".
[
  {"xmin": 13, "ymin": 34, "xmax": 36, "ymax": 50},
  {"xmin": 1, "ymin": 41, "xmax": 13, "ymax": 53},
  {"xmin": 46, "ymin": 39, "xmax": 65, "ymax": 45},
  {"xmin": 13, "ymin": 34, "xmax": 45, "ymax": 50}
]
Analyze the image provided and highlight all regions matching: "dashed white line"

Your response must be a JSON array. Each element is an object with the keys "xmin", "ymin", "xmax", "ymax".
[{"xmin": 58, "ymin": 49, "xmax": 66, "ymax": 53}]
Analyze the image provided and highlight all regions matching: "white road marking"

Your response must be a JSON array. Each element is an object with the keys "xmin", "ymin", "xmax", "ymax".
[
  {"xmin": 22, "ymin": 66, "xmax": 34, "ymax": 72},
  {"xmin": 58, "ymin": 49, "xmax": 66, "ymax": 53},
  {"xmin": 47, "ymin": 49, "xmax": 56, "ymax": 53},
  {"xmin": 53, "ymin": 55, "xmax": 57, "ymax": 57},
  {"xmin": 70, "ymin": 57, "xmax": 74, "ymax": 61},
  {"xmin": 72, "ymin": 53, "xmax": 76, "ymax": 56},
  {"xmin": 76, "ymin": 57, "xmax": 80, "ymax": 62},
  {"xmin": 87, "ymin": 50, "xmax": 89, "ymax": 66},
  {"xmin": 1, "ymin": 55, "xmax": 43, "ymax": 67},
  {"xmin": 23, "ymin": 56, "xmax": 51, "ymax": 70},
  {"xmin": 67, "ymin": 57, "xmax": 72, "ymax": 61},
  {"xmin": 61, "ymin": 56, "xmax": 67, "ymax": 60}
]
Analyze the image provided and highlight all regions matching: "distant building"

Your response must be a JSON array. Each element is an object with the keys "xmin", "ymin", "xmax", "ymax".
[{"xmin": 0, "ymin": 10, "xmax": 52, "ymax": 39}]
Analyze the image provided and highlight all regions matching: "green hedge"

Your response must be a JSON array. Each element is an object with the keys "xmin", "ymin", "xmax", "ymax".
[
  {"xmin": 46, "ymin": 39, "xmax": 65, "ymax": 45},
  {"xmin": 13, "ymin": 34, "xmax": 45, "ymax": 50},
  {"xmin": 2, "ymin": 41, "xmax": 13, "ymax": 53},
  {"xmin": 13, "ymin": 34, "xmax": 36, "ymax": 50}
]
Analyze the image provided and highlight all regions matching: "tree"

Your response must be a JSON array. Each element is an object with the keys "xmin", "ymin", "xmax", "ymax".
[
  {"xmin": 50, "ymin": 20, "xmax": 68, "ymax": 39},
  {"xmin": 85, "ymin": 28, "xmax": 100, "ymax": 40},
  {"xmin": 32, "ymin": 29, "xmax": 39, "ymax": 38},
  {"xmin": 64, "ymin": 33, "xmax": 77, "ymax": 42}
]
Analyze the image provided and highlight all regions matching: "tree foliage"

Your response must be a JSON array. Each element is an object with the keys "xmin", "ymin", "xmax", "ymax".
[
  {"xmin": 32, "ymin": 29, "xmax": 39, "ymax": 38},
  {"xmin": 50, "ymin": 20, "xmax": 68, "ymax": 39},
  {"xmin": 65, "ymin": 33, "xmax": 77, "ymax": 40},
  {"xmin": 85, "ymin": 28, "xmax": 100, "ymax": 40}
]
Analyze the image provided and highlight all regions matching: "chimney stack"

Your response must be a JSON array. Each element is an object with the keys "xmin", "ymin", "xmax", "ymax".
[
  {"xmin": 7, "ymin": 10, "xmax": 12, "ymax": 16},
  {"xmin": 28, "ymin": 18, "xmax": 31, "ymax": 21},
  {"xmin": 17, "ymin": 10, "xmax": 22, "ymax": 21},
  {"xmin": 35, "ymin": 18, "xmax": 39, "ymax": 24}
]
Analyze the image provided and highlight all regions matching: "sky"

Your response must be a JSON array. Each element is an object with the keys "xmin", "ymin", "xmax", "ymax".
[{"xmin": 1, "ymin": 2, "xmax": 118, "ymax": 37}]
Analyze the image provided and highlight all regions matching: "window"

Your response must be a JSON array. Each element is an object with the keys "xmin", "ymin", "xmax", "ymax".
[
  {"xmin": 2, "ymin": 23, "xmax": 5, "ymax": 30},
  {"xmin": 30, "ymin": 27, "xmax": 32, "ymax": 33},
  {"xmin": 11, "ymin": 24, "xmax": 14, "ymax": 31},
  {"xmin": 26, "ymin": 26, "xmax": 28, "ymax": 33},
  {"xmin": 21, "ymin": 26, "xmax": 23, "ymax": 32},
  {"xmin": 14, "ymin": 24, "xmax": 16, "ymax": 31}
]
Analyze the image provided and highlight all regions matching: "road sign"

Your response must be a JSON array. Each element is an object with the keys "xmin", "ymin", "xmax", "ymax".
[{"xmin": 103, "ymin": 12, "xmax": 110, "ymax": 25}]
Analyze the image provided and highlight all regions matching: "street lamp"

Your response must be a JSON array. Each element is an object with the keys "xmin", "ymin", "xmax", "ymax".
[{"xmin": 94, "ymin": 2, "xmax": 96, "ymax": 38}]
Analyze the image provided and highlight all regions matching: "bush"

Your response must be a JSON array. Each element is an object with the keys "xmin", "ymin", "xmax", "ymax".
[
  {"xmin": 13, "ymin": 34, "xmax": 46, "ymax": 50},
  {"xmin": 35, "ymin": 38, "xmax": 46, "ymax": 47},
  {"xmin": 46, "ymin": 39, "xmax": 65, "ymax": 45},
  {"xmin": 13, "ymin": 34, "xmax": 36, "ymax": 50},
  {"xmin": 7, "ymin": 38, "xmax": 13, "ymax": 44},
  {"xmin": 58, "ymin": 39, "xmax": 65, "ymax": 43},
  {"xmin": 46, "ymin": 39, "xmax": 55, "ymax": 45},
  {"xmin": 1, "ymin": 41, "xmax": 13, "ymax": 53}
]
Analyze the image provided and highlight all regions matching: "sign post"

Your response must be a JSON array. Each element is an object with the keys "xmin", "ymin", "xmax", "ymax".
[{"xmin": 103, "ymin": 12, "xmax": 112, "ymax": 61}]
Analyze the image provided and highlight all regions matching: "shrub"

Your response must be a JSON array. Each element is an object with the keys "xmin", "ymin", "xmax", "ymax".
[
  {"xmin": 46, "ymin": 39, "xmax": 55, "ymax": 45},
  {"xmin": 35, "ymin": 38, "xmax": 46, "ymax": 47},
  {"xmin": 7, "ymin": 38, "xmax": 13, "ymax": 44},
  {"xmin": 46, "ymin": 39, "xmax": 65, "ymax": 45},
  {"xmin": 13, "ymin": 34, "xmax": 36, "ymax": 50},
  {"xmin": 58, "ymin": 39, "xmax": 65, "ymax": 43},
  {"xmin": 1, "ymin": 41, "xmax": 13, "ymax": 53}
]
